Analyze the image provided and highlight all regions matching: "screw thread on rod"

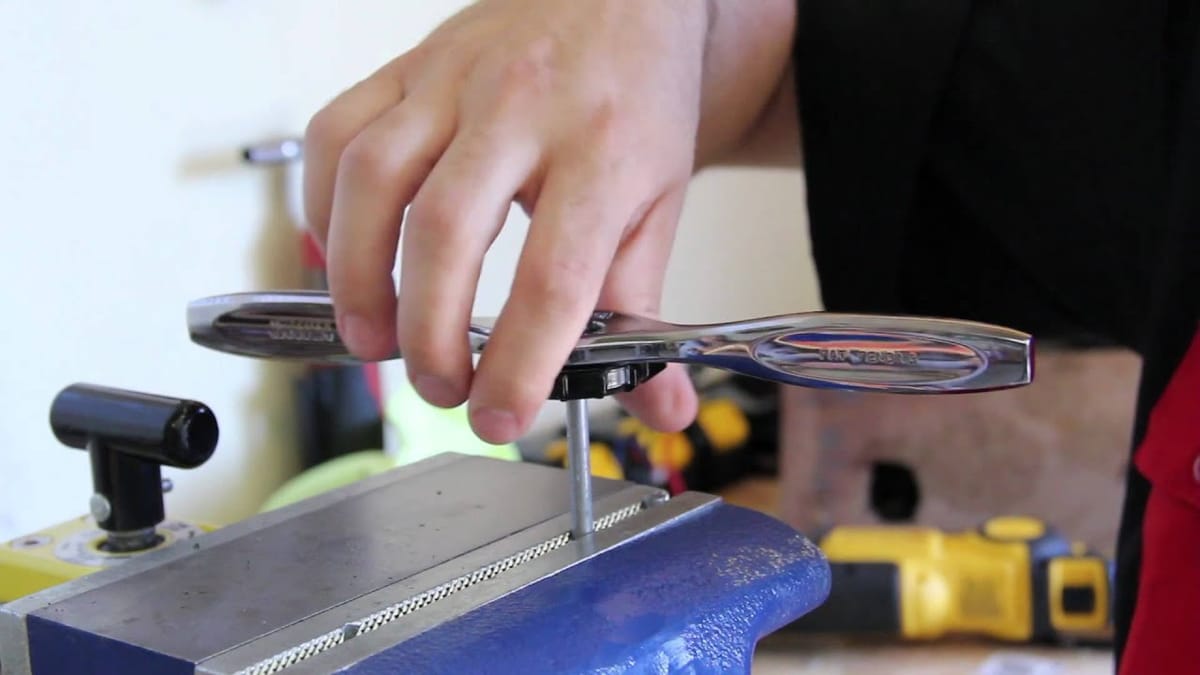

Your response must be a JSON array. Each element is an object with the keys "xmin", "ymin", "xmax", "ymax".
[{"xmin": 566, "ymin": 399, "xmax": 594, "ymax": 539}]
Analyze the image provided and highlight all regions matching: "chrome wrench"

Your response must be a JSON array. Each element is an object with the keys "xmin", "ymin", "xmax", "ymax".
[
  {"xmin": 187, "ymin": 290, "xmax": 1034, "ymax": 539},
  {"xmin": 187, "ymin": 290, "xmax": 1033, "ymax": 393}
]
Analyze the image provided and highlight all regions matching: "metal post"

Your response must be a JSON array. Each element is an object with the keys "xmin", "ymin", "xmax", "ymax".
[{"xmin": 565, "ymin": 399, "xmax": 594, "ymax": 539}]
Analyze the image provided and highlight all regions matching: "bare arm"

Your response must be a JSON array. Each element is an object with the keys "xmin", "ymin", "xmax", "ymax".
[
  {"xmin": 702, "ymin": 61, "xmax": 801, "ymax": 169},
  {"xmin": 694, "ymin": 1, "xmax": 802, "ymax": 170}
]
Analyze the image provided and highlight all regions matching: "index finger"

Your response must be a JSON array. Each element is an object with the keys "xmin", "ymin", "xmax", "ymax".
[
  {"xmin": 467, "ymin": 153, "xmax": 647, "ymax": 444},
  {"xmin": 302, "ymin": 55, "xmax": 410, "ymax": 247}
]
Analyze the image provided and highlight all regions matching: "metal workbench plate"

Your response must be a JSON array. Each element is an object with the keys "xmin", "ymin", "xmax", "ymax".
[
  {"xmin": 6, "ymin": 454, "xmax": 634, "ymax": 673},
  {"xmin": 199, "ymin": 488, "xmax": 672, "ymax": 674}
]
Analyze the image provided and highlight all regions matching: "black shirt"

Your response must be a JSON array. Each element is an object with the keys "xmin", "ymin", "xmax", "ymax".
[
  {"xmin": 793, "ymin": 0, "xmax": 1199, "ymax": 668},
  {"xmin": 796, "ymin": 1, "xmax": 1174, "ymax": 343}
]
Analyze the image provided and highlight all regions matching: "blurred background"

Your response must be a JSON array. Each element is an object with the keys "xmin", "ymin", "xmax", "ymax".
[{"xmin": 0, "ymin": 1, "xmax": 816, "ymax": 543}]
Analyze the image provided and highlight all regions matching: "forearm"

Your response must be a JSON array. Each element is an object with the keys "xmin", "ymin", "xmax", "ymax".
[{"xmin": 694, "ymin": 0, "xmax": 802, "ymax": 170}]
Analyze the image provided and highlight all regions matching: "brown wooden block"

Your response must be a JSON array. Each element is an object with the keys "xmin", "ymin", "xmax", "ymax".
[{"xmin": 776, "ymin": 348, "xmax": 1141, "ymax": 557}]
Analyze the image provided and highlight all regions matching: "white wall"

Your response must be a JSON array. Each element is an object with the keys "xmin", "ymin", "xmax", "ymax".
[{"xmin": 0, "ymin": 1, "xmax": 819, "ymax": 542}]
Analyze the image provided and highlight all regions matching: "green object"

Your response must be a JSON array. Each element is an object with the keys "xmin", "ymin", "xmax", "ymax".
[
  {"xmin": 261, "ymin": 378, "xmax": 520, "ymax": 512},
  {"xmin": 261, "ymin": 450, "xmax": 396, "ymax": 512},
  {"xmin": 385, "ymin": 379, "xmax": 521, "ymax": 465}
]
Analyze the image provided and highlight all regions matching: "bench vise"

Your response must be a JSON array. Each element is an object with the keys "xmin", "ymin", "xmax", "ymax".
[{"xmin": 0, "ymin": 386, "xmax": 830, "ymax": 674}]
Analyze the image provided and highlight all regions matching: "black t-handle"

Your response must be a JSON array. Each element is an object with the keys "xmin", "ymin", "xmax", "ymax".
[{"xmin": 49, "ymin": 383, "xmax": 219, "ymax": 551}]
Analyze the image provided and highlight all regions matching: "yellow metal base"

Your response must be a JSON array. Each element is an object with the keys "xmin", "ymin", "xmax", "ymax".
[{"xmin": 1, "ymin": 515, "xmax": 215, "ymax": 603}]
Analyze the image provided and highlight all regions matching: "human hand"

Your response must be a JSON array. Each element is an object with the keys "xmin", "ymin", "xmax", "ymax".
[{"xmin": 303, "ymin": 0, "xmax": 796, "ymax": 444}]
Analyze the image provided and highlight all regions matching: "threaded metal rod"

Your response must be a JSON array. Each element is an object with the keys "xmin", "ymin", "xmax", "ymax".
[{"xmin": 565, "ymin": 399, "xmax": 593, "ymax": 539}]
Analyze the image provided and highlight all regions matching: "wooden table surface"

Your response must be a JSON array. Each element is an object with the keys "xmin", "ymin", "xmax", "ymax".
[{"xmin": 752, "ymin": 634, "xmax": 1112, "ymax": 674}]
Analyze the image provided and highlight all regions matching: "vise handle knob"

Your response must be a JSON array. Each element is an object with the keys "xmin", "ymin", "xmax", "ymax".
[
  {"xmin": 49, "ymin": 383, "xmax": 218, "ymax": 551},
  {"xmin": 50, "ymin": 383, "xmax": 218, "ymax": 467}
]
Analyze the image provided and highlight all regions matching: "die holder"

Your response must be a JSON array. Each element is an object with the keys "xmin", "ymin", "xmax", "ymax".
[{"xmin": 48, "ymin": 383, "xmax": 219, "ymax": 553}]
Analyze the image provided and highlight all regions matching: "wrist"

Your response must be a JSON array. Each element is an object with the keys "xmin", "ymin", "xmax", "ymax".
[{"xmin": 692, "ymin": 0, "xmax": 798, "ymax": 170}]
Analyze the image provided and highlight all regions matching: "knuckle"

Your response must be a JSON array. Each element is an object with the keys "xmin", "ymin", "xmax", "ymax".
[
  {"xmin": 407, "ymin": 187, "xmax": 452, "ymax": 227},
  {"xmin": 407, "ymin": 190, "xmax": 471, "ymax": 244},
  {"xmin": 338, "ymin": 131, "xmax": 399, "ymax": 186},
  {"xmin": 583, "ymin": 99, "xmax": 630, "ymax": 154},
  {"xmin": 517, "ymin": 258, "xmax": 598, "ymax": 317},
  {"xmin": 304, "ymin": 105, "xmax": 343, "ymax": 151},
  {"xmin": 495, "ymin": 42, "xmax": 556, "ymax": 98},
  {"xmin": 547, "ymin": 254, "xmax": 599, "ymax": 282}
]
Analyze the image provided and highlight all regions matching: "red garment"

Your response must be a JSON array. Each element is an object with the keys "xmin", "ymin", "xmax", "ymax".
[{"xmin": 1123, "ymin": 327, "xmax": 1200, "ymax": 674}]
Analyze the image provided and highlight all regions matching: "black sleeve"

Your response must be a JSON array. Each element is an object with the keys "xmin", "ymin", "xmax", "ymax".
[{"xmin": 794, "ymin": 0, "xmax": 1175, "ymax": 350}]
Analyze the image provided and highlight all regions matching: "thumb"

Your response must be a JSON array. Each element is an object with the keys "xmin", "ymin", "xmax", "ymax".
[{"xmin": 598, "ymin": 185, "xmax": 699, "ymax": 432}]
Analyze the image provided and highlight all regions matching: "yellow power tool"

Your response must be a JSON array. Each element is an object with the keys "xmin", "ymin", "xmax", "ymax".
[{"xmin": 790, "ymin": 516, "xmax": 1114, "ymax": 644}]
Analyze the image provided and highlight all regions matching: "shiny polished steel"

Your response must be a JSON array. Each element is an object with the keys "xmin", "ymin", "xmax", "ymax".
[
  {"xmin": 101, "ymin": 527, "xmax": 161, "ymax": 553},
  {"xmin": 188, "ymin": 290, "xmax": 1034, "ymax": 393},
  {"xmin": 241, "ymin": 137, "xmax": 303, "ymax": 165},
  {"xmin": 88, "ymin": 493, "xmax": 111, "ymax": 523},
  {"xmin": 565, "ymin": 399, "xmax": 594, "ymax": 540}
]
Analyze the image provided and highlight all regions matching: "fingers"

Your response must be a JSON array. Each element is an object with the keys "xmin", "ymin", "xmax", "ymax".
[
  {"xmin": 395, "ymin": 123, "xmax": 541, "ymax": 408},
  {"xmin": 617, "ymin": 364, "xmax": 698, "ymax": 431},
  {"xmin": 321, "ymin": 98, "xmax": 457, "ymax": 360},
  {"xmin": 303, "ymin": 56, "xmax": 410, "ymax": 246},
  {"xmin": 602, "ymin": 186, "xmax": 699, "ymax": 432},
  {"xmin": 468, "ymin": 151, "xmax": 644, "ymax": 443}
]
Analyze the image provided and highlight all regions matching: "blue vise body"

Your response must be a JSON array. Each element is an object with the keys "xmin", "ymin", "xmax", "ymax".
[{"xmin": 0, "ymin": 453, "xmax": 830, "ymax": 674}]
